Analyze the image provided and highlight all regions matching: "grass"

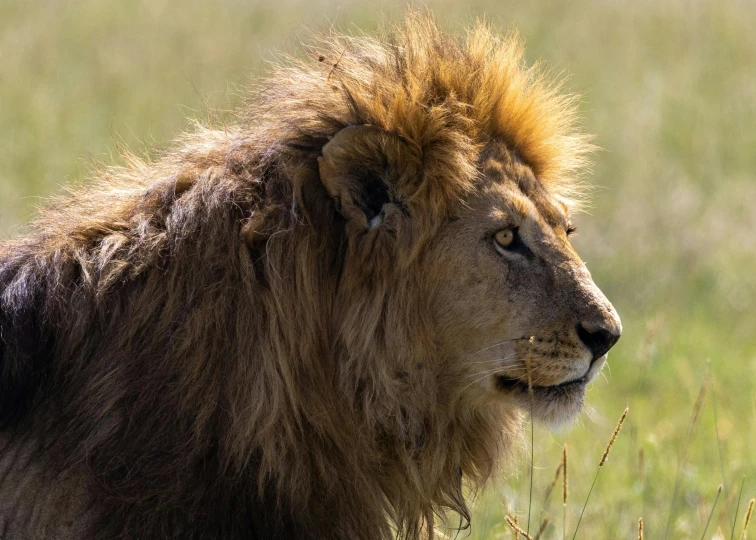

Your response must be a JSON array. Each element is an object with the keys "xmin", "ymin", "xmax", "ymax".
[
  {"xmin": 1, "ymin": 0, "xmax": 755, "ymax": 537},
  {"xmin": 571, "ymin": 407, "xmax": 628, "ymax": 539}
]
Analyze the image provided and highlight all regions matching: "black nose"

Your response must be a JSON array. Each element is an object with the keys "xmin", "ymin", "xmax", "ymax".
[{"xmin": 576, "ymin": 323, "xmax": 621, "ymax": 361}]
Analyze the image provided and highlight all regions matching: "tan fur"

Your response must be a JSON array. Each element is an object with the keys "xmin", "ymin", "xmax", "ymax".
[{"xmin": 0, "ymin": 10, "xmax": 619, "ymax": 539}]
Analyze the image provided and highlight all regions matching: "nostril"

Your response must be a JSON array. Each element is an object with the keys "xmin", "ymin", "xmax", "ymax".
[{"xmin": 576, "ymin": 323, "xmax": 621, "ymax": 361}]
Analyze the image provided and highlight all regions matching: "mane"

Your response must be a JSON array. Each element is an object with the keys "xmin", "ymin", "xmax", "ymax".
[
  {"xmin": 0, "ymin": 10, "xmax": 589, "ymax": 539},
  {"xmin": 248, "ymin": 9, "xmax": 592, "ymax": 209}
]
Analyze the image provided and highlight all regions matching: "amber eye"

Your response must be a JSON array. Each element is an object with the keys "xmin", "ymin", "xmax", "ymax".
[{"xmin": 493, "ymin": 229, "xmax": 515, "ymax": 250}]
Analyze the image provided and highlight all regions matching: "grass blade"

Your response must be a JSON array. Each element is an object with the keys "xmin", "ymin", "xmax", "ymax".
[
  {"xmin": 700, "ymin": 484, "xmax": 723, "ymax": 540},
  {"xmin": 730, "ymin": 477, "xmax": 745, "ymax": 540},
  {"xmin": 709, "ymin": 363, "xmax": 729, "ymax": 530},
  {"xmin": 526, "ymin": 337, "xmax": 535, "ymax": 535},
  {"xmin": 665, "ymin": 376, "xmax": 708, "ymax": 540},
  {"xmin": 572, "ymin": 407, "xmax": 628, "ymax": 540}
]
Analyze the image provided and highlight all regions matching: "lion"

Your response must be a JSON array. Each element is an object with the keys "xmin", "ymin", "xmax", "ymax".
[{"xmin": 0, "ymin": 10, "xmax": 620, "ymax": 540}]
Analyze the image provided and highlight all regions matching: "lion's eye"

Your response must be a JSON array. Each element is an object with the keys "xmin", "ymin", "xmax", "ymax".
[
  {"xmin": 493, "ymin": 229, "xmax": 515, "ymax": 251},
  {"xmin": 566, "ymin": 224, "xmax": 577, "ymax": 236}
]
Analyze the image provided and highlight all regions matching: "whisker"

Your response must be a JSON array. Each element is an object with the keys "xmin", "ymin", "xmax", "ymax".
[
  {"xmin": 462, "ymin": 356, "xmax": 519, "ymax": 378},
  {"xmin": 470, "ymin": 337, "xmax": 527, "ymax": 356},
  {"xmin": 465, "ymin": 352, "xmax": 520, "ymax": 365},
  {"xmin": 462, "ymin": 349, "xmax": 590, "ymax": 391},
  {"xmin": 456, "ymin": 370, "xmax": 504, "ymax": 396},
  {"xmin": 462, "ymin": 367, "xmax": 510, "ymax": 381}
]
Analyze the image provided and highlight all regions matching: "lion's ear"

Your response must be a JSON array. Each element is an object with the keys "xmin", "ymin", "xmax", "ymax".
[{"xmin": 318, "ymin": 125, "xmax": 415, "ymax": 229}]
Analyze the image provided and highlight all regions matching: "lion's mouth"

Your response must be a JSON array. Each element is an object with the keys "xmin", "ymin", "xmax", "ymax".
[
  {"xmin": 495, "ymin": 374, "xmax": 586, "ymax": 393},
  {"xmin": 491, "ymin": 356, "xmax": 608, "ymax": 425},
  {"xmin": 494, "ymin": 353, "xmax": 607, "ymax": 395}
]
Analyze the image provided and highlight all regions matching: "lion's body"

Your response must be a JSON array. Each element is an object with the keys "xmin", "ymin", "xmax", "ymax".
[{"xmin": 0, "ymin": 11, "xmax": 619, "ymax": 539}]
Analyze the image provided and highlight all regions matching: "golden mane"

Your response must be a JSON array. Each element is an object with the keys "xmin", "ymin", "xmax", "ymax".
[
  {"xmin": 0, "ymin": 10, "xmax": 595, "ymax": 539},
  {"xmin": 249, "ymin": 9, "xmax": 592, "ymax": 209}
]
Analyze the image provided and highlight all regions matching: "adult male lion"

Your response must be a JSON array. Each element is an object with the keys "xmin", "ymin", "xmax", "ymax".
[{"xmin": 0, "ymin": 11, "xmax": 620, "ymax": 539}]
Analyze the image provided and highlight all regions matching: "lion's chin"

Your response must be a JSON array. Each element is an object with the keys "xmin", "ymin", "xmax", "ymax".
[{"xmin": 495, "ymin": 355, "xmax": 607, "ymax": 428}]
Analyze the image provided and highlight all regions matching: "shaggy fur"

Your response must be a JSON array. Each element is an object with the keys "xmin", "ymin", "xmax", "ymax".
[{"xmin": 0, "ymin": 11, "xmax": 617, "ymax": 539}]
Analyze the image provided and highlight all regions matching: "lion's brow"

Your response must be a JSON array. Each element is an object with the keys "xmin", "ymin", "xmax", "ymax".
[
  {"xmin": 514, "ymin": 172, "xmax": 570, "ymax": 231},
  {"xmin": 481, "ymin": 147, "xmax": 569, "ymax": 231}
]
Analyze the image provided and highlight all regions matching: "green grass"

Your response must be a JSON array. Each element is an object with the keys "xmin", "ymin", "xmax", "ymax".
[{"xmin": 2, "ymin": 0, "xmax": 755, "ymax": 537}]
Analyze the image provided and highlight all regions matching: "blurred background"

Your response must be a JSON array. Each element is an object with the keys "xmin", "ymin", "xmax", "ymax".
[{"xmin": 1, "ymin": 0, "xmax": 754, "ymax": 537}]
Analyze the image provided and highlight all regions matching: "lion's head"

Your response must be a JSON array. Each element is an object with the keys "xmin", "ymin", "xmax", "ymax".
[
  {"xmin": 0, "ymin": 10, "xmax": 620, "ymax": 540},
  {"xmin": 319, "ymin": 127, "xmax": 621, "ymax": 430}
]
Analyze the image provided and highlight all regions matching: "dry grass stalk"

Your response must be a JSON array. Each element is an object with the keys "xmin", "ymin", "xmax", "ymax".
[
  {"xmin": 563, "ymin": 444, "xmax": 568, "ymax": 505},
  {"xmin": 563, "ymin": 443, "xmax": 568, "ymax": 540},
  {"xmin": 512, "ymin": 513, "xmax": 519, "ymax": 540},
  {"xmin": 743, "ymin": 499, "xmax": 755, "ymax": 539},
  {"xmin": 600, "ymin": 407, "xmax": 628, "ymax": 467},
  {"xmin": 700, "ymin": 484, "xmax": 723, "ymax": 540},
  {"xmin": 572, "ymin": 407, "xmax": 629, "ymax": 540},
  {"xmin": 526, "ymin": 336, "xmax": 535, "ymax": 535},
  {"xmin": 505, "ymin": 515, "xmax": 534, "ymax": 540},
  {"xmin": 638, "ymin": 517, "xmax": 643, "ymax": 540},
  {"xmin": 533, "ymin": 518, "xmax": 549, "ymax": 540}
]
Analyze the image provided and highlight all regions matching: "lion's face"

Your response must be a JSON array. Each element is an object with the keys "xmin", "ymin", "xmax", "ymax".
[
  {"xmin": 429, "ymin": 145, "xmax": 621, "ymax": 425},
  {"xmin": 319, "ymin": 127, "xmax": 620, "ymax": 427}
]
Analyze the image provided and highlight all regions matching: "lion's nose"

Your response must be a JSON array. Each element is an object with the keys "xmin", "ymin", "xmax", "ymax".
[{"xmin": 576, "ymin": 322, "xmax": 621, "ymax": 361}]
